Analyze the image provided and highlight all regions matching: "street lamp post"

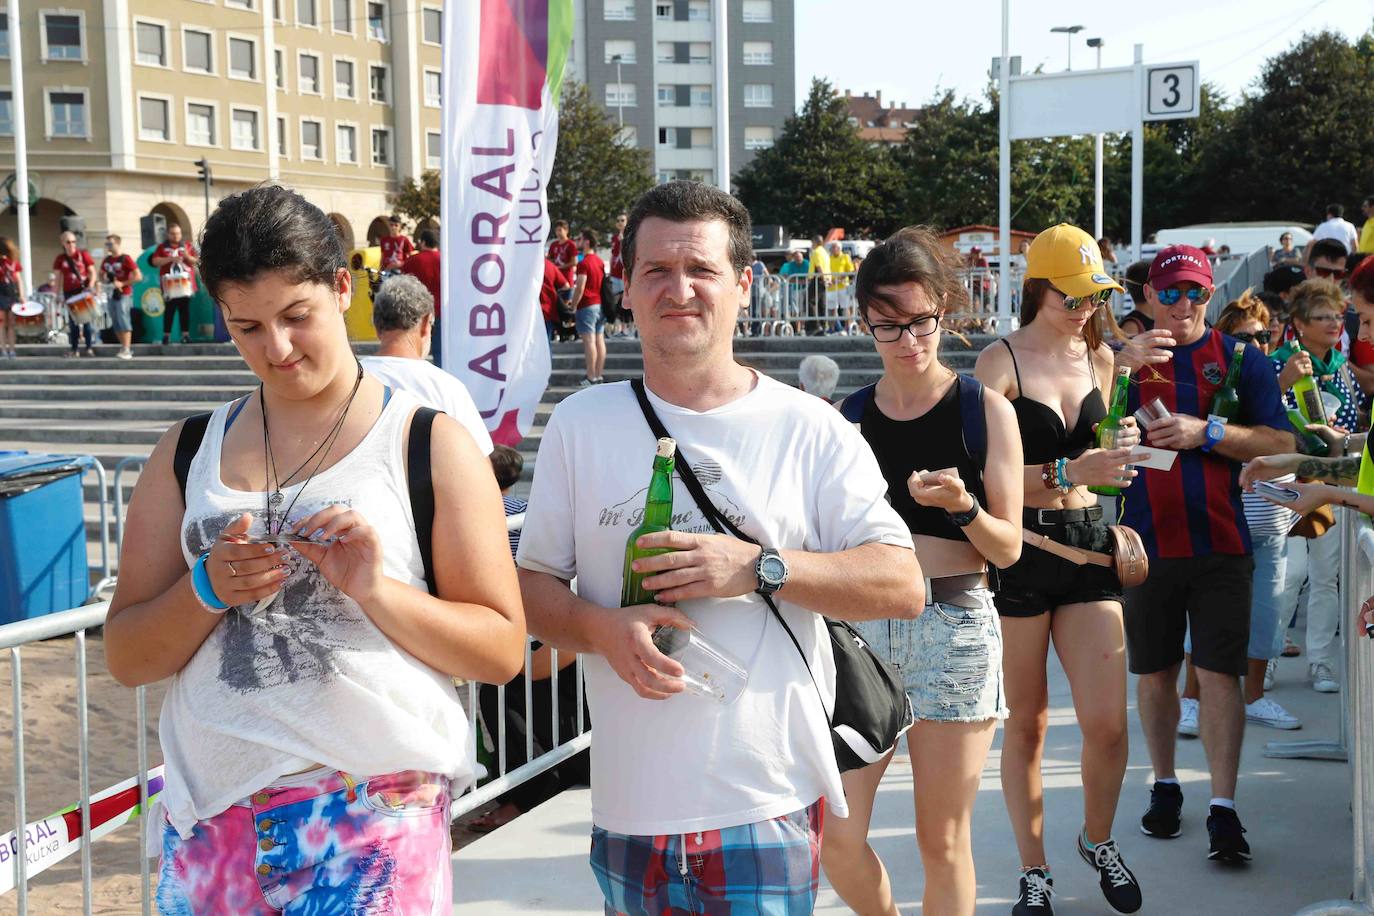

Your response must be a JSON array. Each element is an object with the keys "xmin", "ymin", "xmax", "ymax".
[
  {"xmin": 1088, "ymin": 37, "xmax": 1105, "ymax": 240},
  {"xmin": 612, "ymin": 54, "xmax": 624, "ymax": 129},
  {"xmin": 1051, "ymin": 25, "xmax": 1084, "ymax": 70}
]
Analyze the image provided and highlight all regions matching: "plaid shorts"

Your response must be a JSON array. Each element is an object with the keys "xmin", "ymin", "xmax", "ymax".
[{"xmin": 589, "ymin": 799, "xmax": 824, "ymax": 916}]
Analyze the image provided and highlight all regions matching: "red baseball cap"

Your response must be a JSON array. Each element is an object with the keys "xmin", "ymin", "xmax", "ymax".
[{"xmin": 1148, "ymin": 245, "xmax": 1213, "ymax": 289}]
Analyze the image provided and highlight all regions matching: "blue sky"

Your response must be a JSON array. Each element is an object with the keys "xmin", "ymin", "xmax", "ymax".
[{"xmin": 796, "ymin": 0, "xmax": 1374, "ymax": 109}]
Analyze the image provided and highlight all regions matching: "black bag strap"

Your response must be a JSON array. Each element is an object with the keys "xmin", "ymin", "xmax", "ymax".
[
  {"xmin": 957, "ymin": 374, "xmax": 987, "ymax": 470},
  {"xmin": 629, "ymin": 379, "xmax": 830, "ymax": 721},
  {"xmin": 407, "ymin": 407, "xmax": 440, "ymax": 595},
  {"xmin": 174, "ymin": 413, "xmax": 212, "ymax": 504},
  {"xmin": 838, "ymin": 383, "xmax": 875, "ymax": 424}
]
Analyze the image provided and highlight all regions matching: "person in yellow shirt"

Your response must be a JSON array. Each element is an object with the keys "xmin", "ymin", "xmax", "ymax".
[
  {"xmin": 807, "ymin": 236, "xmax": 831, "ymax": 334},
  {"xmin": 827, "ymin": 241, "xmax": 855, "ymax": 334},
  {"xmin": 1359, "ymin": 196, "xmax": 1374, "ymax": 254}
]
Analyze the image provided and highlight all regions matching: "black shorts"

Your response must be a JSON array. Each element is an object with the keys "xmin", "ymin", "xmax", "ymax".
[
  {"xmin": 1123, "ymin": 554, "xmax": 1253, "ymax": 677},
  {"xmin": 993, "ymin": 507, "xmax": 1123, "ymax": 617}
]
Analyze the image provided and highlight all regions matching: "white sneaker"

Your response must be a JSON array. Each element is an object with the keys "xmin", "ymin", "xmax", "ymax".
[
  {"xmin": 1245, "ymin": 696, "xmax": 1301, "ymax": 730},
  {"xmin": 1310, "ymin": 662, "xmax": 1339, "ymax": 693},
  {"xmin": 1263, "ymin": 658, "xmax": 1277, "ymax": 692},
  {"xmin": 1178, "ymin": 697, "xmax": 1200, "ymax": 737},
  {"xmin": 116, "ymin": 348, "xmax": 133, "ymax": 360}
]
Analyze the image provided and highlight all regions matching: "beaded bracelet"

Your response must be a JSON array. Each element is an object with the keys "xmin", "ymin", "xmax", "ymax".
[
  {"xmin": 1056, "ymin": 457, "xmax": 1073, "ymax": 491},
  {"xmin": 1040, "ymin": 461, "xmax": 1059, "ymax": 491},
  {"xmin": 192, "ymin": 551, "xmax": 230, "ymax": 614}
]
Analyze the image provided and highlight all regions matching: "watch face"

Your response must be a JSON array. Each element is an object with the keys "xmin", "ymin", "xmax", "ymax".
[{"xmin": 760, "ymin": 555, "xmax": 786, "ymax": 583}]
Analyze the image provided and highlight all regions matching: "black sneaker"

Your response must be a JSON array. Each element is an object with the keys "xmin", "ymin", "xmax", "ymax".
[
  {"xmin": 1012, "ymin": 867, "xmax": 1054, "ymax": 915},
  {"xmin": 1206, "ymin": 805, "xmax": 1252, "ymax": 865},
  {"xmin": 1077, "ymin": 834, "xmax": 1143, "ymax": 913},
  {"xmin": 1140, "ymin": 780, "xmax": 1183, "ymax": 838}
]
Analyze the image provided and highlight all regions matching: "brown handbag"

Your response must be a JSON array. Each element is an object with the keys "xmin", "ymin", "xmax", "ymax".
[
  {"xmin": 1288, "ymin": 497, "xmax": 1336, "ymax": 539},
  {"xmin": 1022, "ymin": 525, "xmax": 1150, "ymax": 589}
]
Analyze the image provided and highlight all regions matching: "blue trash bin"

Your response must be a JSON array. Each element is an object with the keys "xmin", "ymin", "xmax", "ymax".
[{"xmin": 0, "ymin": 452, "xmax": 92, "ymax": 624}]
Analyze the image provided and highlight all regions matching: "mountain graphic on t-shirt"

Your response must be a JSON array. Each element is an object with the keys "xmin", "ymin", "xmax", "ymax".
[{"xmin": 598, "ymin": 456, "xmax": 746, "ymax": 535}]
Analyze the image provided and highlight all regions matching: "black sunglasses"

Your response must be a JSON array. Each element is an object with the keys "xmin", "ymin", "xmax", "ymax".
[{"xmin": 1233, "ymin": 330, "xmax": 1271, "ymax": 346}]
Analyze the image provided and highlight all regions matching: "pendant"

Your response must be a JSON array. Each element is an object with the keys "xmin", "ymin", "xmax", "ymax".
[{"xmin": 269, "ymin": 491, "xmax": 285, "ymax": 508}]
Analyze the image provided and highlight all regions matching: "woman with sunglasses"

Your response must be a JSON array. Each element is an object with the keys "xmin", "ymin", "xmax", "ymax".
[
  {"xmin": 105, "ymin": 186, "xmax": 526, "ymax": 913},
  {"xmin": 821, "ymin": 228, "xmax": 1022, "ymax": 916},
  {"xmin": 975, "ymin": 223, "xmax": 1143, "ymax": 916}
]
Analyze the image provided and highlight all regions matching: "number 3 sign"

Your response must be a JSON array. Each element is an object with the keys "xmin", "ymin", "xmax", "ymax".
[{"xmin": 1145, "ymin": 63, "xmax": 1200, "ymax": 121}]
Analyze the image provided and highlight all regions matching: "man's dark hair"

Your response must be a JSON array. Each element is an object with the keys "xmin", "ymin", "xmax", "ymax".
[
  {"xmin": 1365, "ymin": 195, "xmax": 1374, "ymax": 207},
  {"xmin": 417, "ymin": 228, "xmax": 439, "ymax": 249},
  {"xmin": 388, "ymin": 214, "xmax": 402, "ymax": 224},
  {"xmin": 1327, "ymin": 204, "xmax": 1345, "ymax": 219},
  {"xmin": 199, "ymin": 185, "xmax": 346, "ymax": 304},
  {"xmin": 553, "ymin": 219, "xmax": 569, "ymax": 230},
  {"xmin": 1123, "ymin": 259, "xmax": 1151, "ymax": 304},
  {"xmin": 489, "ymin": 445, "xmax": 524, "ymax": 491},
  {"xmin": 106, "ymin": 234, "xmax": 121, "ymax": 244},
  {"xmin": 1348, "ymin": 251, "xmax": 1368, "ymax": 274},
  {"xmin": 854, "ymin": 226, "xmax": 967, "ymax": 322},
  {"xmin": 621, "ymin": 180, "xmax": 752, "ymax": 280},
  {"xmin": 1264, "ymin": 263, "xmax": 1306, "ymax": 295},
  {"xmin": 1308, "ymin": 237, "xmax": 1349, "ymax": 264},
  {"xmin": 580, "ymin": 228, "xmax": 599, "ymax": 247}
]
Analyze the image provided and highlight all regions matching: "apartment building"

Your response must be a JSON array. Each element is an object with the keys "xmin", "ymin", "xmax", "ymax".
[
  {"xmin": 568, "ymin": 0, "xmax": 794, "ymax": 188},
  {"xmin": 0, "ymin": 0, "xmax": 441, "ymax": 271}
]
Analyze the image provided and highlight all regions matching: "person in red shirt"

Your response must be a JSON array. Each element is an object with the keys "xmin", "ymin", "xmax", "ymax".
[
  {"xmin": 53, "ymin": 230, "xmax": 98, "ymax": 357},
  {"xmin": 0, "ymin": 236, "xmax": 23, "ymax": 359},
  {"xmin": 379, "ymin": 215, "xmax": 415, "ymax": 270},
  {"xmin": 571, "ymin": 229, "xmax": 606, "ymax": 385},
  {"xmin": 547, "ymin": 220, "xmax": 577, "ymax": 286},
  {"xmin": 150, "ymin": 223, "xmax": 200, "ymax": 345},
  {"xmin": 100, "ymin": 234, "xmax": 143, "ymax": 359},
  {"xmin": 400, "ymin": 229, "xmax": 442, "ymax": 364},
  {"xmin": 539, "ymin": 257, "xmax": 570, "ymax": 344},
  {"xmin": 608, "ymin": 212, "xmax": 629, "ymax": 337}
]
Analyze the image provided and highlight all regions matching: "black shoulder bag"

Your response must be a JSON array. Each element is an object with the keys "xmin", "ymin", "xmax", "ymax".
[{"xmin": 629, "ymin": 379, "xmax": 914, "ymax": 772}]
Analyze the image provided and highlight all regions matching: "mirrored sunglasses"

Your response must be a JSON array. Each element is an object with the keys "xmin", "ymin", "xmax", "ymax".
[{"xmin": 1155, "ymin": 286, "xmax": 1212, "ymax": 306}]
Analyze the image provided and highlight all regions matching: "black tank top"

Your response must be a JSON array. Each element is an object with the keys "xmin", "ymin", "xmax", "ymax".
[
  {"xmin": 860, "ymin": 377, "xmax": 987, "ymax": 543},
  {"xmin": 1001, "ymin": 339, "xmax": 1106, "ymax": 465}
]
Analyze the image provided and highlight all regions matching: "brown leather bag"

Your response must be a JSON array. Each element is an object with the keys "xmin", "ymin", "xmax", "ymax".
[
  {"xmin": 1288, "ymin": 503, "xmax": 1336, "ymax": 539},
  {"xmin": 1022, "ymin": 525, "xmax": 1150, "ymax": 589}
]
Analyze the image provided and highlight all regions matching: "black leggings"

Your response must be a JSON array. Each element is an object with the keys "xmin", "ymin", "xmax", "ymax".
[{"xmin": 164, "ymin": 297, "xmax": 191, "ymax": 341}]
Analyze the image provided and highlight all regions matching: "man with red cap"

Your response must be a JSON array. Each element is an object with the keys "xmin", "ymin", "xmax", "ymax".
[{"xmin": 1121, "ymin": 245, "xmax": 1293, "ymax": 866}]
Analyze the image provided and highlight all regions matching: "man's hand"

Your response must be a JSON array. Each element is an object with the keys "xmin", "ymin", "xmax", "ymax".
[
  {"xmin": 633, "ymin": 530, "xmax": 762, "ymax": 604},
  {"xmin": 1146, "ymin": 414, "xmax": 1208, "ymax": 451},
  {"xmin": 1239, "ymin": 453, "xmax": 1303, "ymax": 489},
  {"xmin": 1115, "ymin": 329, "xmax": 1176, "ymax": 370},
  {"xmin": 590, "ymin": 602, "xmax": 693, "ymax": 700}
]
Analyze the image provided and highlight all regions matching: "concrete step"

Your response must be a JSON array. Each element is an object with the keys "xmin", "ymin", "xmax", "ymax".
[
  {"xmin": 2, "ymin": 401, "xmax": 224, "ymax": 421},
  {"xmin": 0, "ymin": 384, "xmax": 254, "ymax": 402}
]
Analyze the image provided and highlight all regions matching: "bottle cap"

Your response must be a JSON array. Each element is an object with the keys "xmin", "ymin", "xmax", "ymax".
[{"xmin": 656, "ymin": 437, "xmax": 676, "ymax": 458}]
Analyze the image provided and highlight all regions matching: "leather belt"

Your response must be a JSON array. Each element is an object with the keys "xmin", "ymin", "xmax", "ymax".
[
  {"xmin": 1026, "ymin": 505, "xmax": 1103, "ymax": 527},
  {"xmin": 1021, "ymin": 529, "xmax": 1114, "ymax": 568},
  {"xmin": 923, "ymin": 571, "xmax": 990, "ymax": 609}
]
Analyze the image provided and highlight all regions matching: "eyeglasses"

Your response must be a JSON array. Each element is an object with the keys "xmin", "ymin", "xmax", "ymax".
[
  {"xmin": 1155, "ymin": 286, "xmax": 1212, "ymax": 306},
  {"xmin": 1051, "ymin": 287, "xmax": 1113, "ymax": 311},
  {"xmin": 1306, "ymin": 313, "xmax": 1344, "ymax": 324},
  {"xmin": 869, "ymin": 313, "xmax": 942, "ymax": 342},
  {"xmin": 1233, "ymin": 330, "xmax": 1272, "ymax": 345},
  {"xmin": 1312, "ymin": 265, "xmax": 1348, "ymax": 280}
]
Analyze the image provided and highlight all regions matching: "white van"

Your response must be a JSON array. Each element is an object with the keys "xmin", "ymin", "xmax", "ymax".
[{"xmin": 1154, "ymin": 223, "xmax": 1312, "ymax": 256}]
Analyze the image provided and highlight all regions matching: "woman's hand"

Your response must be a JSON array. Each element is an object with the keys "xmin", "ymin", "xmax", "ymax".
[
  {"xmin": 1100, "ymin": 415, "xmax": 1141, "ymax": 450},
  {"xmin": 289, "ymin": 506, "xmax": 386, "ymax": 605},
  {"xmin": 1065, "ymin": 447, "xmax": 1137, "ymax": 489},
  {"xmin": 908, "ymin": 469, "xmax": 974, "ymax": 513},
  {"xmin": 210, "ymin": 513, "xmax": 291, "ymax": 608},
  {"xmin": 1239, "ymin": 453, "xmax": 1303, "ymax": 489},
  {"xmin": 1279, "ymin": 349, "xmax": 1314, "ymax": 391},
  {"xmin": 1270, "ymin": 480, "xmax": 1332, "ymax": 517},
  {"xmin": 1304, "ymin": 423, "xmax": 1350, "ymax": 455}
]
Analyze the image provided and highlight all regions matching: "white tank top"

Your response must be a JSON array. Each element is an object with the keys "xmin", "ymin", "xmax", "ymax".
[{"xmin": 158, "ymin": 388, "xmax": 473, "ymax": 838}]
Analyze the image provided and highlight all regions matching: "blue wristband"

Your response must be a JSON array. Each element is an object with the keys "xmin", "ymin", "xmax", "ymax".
[
  {"xmin": 192, "ymin": 551, "xmax": 230, "ymax": 612},
  {"xmin": 1201, "ymin": 416, "xmax": 1226, "ymax": 453}
]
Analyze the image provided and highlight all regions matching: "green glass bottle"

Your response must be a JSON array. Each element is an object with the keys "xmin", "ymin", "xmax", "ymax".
[
  {"xmin": 1090, "ymin": 366, "xmax": 1133, "ymax": 497},
  {"xmin": 620, "ymin": 437, "xmax": 677, "ymax": 607},
  {"xmin": 1286, "ymin": 408, "xmax": 1330, "ymax": 457},
  {"xmin": 1208, "ymin": 341, "xmax": 1246, "ymax": 421},
  {"xmin": 1292, "ymin": 362, "xmax": 1329, "ymax": 426}
]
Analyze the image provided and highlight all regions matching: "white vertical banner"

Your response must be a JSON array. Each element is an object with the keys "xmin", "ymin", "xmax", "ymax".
[{"xmin": 441, "ymin": 0, "xmax": 573, "ymax": 447}]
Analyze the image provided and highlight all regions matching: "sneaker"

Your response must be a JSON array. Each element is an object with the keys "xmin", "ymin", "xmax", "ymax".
[
  {"xmin": 1311, "ymin": 662, "xmax": 1339, "ymax": 693},
  {"xmin": 1206, "ymin": 805, "xmax": 1251, "ymax": 864},
  {"xmin": 83, "ymin": 347, "xmax": 96, "ymax": 357},
  {"xmin": 1012, "ymin": 867, "xmax": 1054, "ymax": 915},
  {"xmin": 1140, "ymin": 781, "xmax": 1183, "ymax": 839},
  {"xmin": 1245, "ymin": 696, "xmax": 1300, "ymax": 730},
  {"xmin": 1264, "ymin": 658, "xmax": 1277, "ymax": 691},
  {"xmin": 1077, "ymin": 834, "xmax": 1143, "ymax": 913},
  {"xmin": 181, "ymin": 334, "xmax": 191, "ymax": 344},
  {"xmin": 1177, "ymin": 697, "xmax": 1199, "ymax": 737},
  {"xmin": 578, "ymin": 377, "xmax": 594, "ymax": 387},
  {"xmin": 116, "ymin": 348, "xmax": 133, "ymax": 360},
  {"xmin": 63, "ymin": 349, "xmax": 78, "ymax": 358}
]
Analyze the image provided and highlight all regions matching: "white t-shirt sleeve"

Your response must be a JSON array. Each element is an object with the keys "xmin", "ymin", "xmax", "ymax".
[
  {"xmin": 515, "ymin": 410, "xmax": 575, "ymax": 580},
  {"xmin": 808, "ymin": 410, "xmax": 913, "ymax": 553},
  {"xmin": 441, "ymin": 379, "xmax": 495, "ymax": 456}
]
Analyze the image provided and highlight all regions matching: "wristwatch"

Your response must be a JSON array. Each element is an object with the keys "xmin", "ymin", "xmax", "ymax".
[
  {"xmin": 1201, "ymin": 416, "xmax": 1227, "ymax": 453},
  {"xmin": 946, "ymin": 500, "xmax": 981, "ymax": 528},
  {"xmin": 755, "ymin": 547, "xmax": 789, "ymax": 596}
]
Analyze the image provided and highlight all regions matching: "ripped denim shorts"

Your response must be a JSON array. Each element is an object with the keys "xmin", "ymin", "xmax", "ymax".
[{"xmin": 854, "ymin": 588, "xmax": 1008, "ymax": 723}]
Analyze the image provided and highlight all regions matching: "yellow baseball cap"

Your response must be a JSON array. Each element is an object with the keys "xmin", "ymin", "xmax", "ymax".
[{"xmin": 1024, "ymin": 224, "xmax": 1124, "ymax": 298}]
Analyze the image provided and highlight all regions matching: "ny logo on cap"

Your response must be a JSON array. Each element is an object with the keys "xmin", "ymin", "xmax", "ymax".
[{"xmin": 1078, "ymin": 243, "xmax": 1097, "ymax": 266}]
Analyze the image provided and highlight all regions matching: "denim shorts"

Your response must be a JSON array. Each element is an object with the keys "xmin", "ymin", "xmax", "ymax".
[
  {"xmin": 854, "ymin": 588, "xmax": 1008, "ymax": 723},
  {"xmin": 107, "ymin": 293, "xmax": 132, "ymax": 332},
  {"xmin": 576, "ymin": 305, "xmax": 605, "ymax": 335}
]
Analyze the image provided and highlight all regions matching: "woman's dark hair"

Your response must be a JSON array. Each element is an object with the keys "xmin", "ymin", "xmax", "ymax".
[
  {"xmin": 489, "ymin": 445, "xmax": 524, "ymax": 491},
  {"xmin": 854, "ymin": 226, "xmax": 967, "ymax": 323},
  {"xmin": 621, "ymin": 180, "xmax": 752, "ymax": 280},
  {"xmin": 198, "ymin": 185, "xmax": 346, "ymax": 304}
]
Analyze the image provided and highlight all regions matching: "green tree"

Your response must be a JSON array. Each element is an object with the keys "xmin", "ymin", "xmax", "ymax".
[
  {"xmin": 733, "ymin": 78, "xmax": 905, "ymax": 238},
  {"xmin": 546, "ymin": 81, "xmax": 654, "ymax": 237},
  {"xmin": 391, "ymin": 170, "xmax": 441, "ymax": 227}
]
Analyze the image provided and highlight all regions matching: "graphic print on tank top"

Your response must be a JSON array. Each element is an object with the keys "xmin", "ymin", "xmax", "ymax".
[{"xmin": 598, "ymin": 456, "xmax": 747, "ymax": 534}]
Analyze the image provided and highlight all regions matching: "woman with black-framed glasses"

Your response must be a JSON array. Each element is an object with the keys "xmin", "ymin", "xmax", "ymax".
[{"xmin": 975, "ymin": 223, "xmax": 1144, "ymax": 915}]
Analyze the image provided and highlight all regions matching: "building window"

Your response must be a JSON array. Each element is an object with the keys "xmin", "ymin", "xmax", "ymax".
[
  {"xmin": 299, "ymin": 53, "xmax": 321, "ymax": 93},
  {"xmin": 743, "ymin": 83, "xmax": 773, "ymax": 108},
  {"xmin": 228, "ymin": 36, "xmax": 257, "ymax": 80},
  {"xmin": 0, "ymin": 14, "xmax": 9, "ymax": 58},
  {"xmin": 226, "ymin": 0, "xmax": 255, "ymax": 8},
  {"xmin": 274, "ymin": 48, "xmax": 286, "ymax": 90},
  {"xmin": 296, "ymin": 0, "xmax": 317, "ymax": 26},
  {"xmin": 276, "ymin": 115, "xmax": 288, "ymax": 157},
  {"xmin": 744, "ymin": 125, "xmax": 774, "ymax": 150},
  {"xmin": 184, "ymin": 29, "xmax": 213, "ymax": 74},
  {"xmin": 231, "ymin": 108, "xmax": 260, "ymax": 150},
  {"xmin": 615, "ymin": 125, "xmax": 636, "ymax": 147},
  {"xmin": 331, "ymin": 0, "xmax": 352, "ymax": 33},
  {"xmin": 423, "ymin": 68, "xmax": 441, "ymax": 107},
  {"xmin": 687, "ymin": 0, "xmax": 709, "ymax": 20},
  {"xmin": 688, "ymin": 169, "xmax": 713, "ymax": 183},
  {"xmin": 138, "ymin": 96, "xmax": 170, "ymax": 141},
  {"xmin": 370, "ymin": 127, "xmax": 391, "ymax": 166},
  {"xmin": 655, "ymin": 41, "xmax": 674, "ymax": 64},
  {"xmin": 605, "ymin": 82, "xmax": 636, "ymax": 107},
  {"xmin": 135, "ymin": 21, "xmax": 166, "ymax": 66},
  {"xmin": 369, "ymin": 64, "xmax": 389, "ymax": 103},
  {"xmin": 0, "ymin": 91, "xmax": 12, "ymax": 135},
  {"xmin": 742, "ymin": 0, "xmax": 772, "ymax": 22},
  {"xmin": 604, "ymin": 0, "xmax": 634, "ymax": 20},
  {"xmin": 654, "ymin": 2, "xmax": 671, "ymax": 19},
  {"xmin": 604, "ymin": 40, "xmax": 635, "ymax": 65},
  {"xmin": 366, "ymin": 1, "xmax": 386, "ymax": 40},
  {"xmin": 742, "ymin": 40, "xmax": 772, "ymax": 65},
  {"xmin": 656, "ymin": 84, "xmax": 673, "ymax": 107},
  {"xmin": 422, "ymin": 6, "xmax": 441, "ymax": 44},
  {"xmin": 425, "ymin": 131, "xmax": 441, "ymax": 169},
  {"xmin": 691, "ymin": 84, "xmax": 711, "ymax": 107},
  {"xmin": 656, "ymin": 170, "xmax": 673, "ymax": 184},
  {"xmin": 688, "ymin": 42, "xmax": 710, "ymax": 63},
  {"xmin": 186, "ymin": 102, "xmax": 216, "ymax": 145},
  {"xmin": 334, "ymin": 58, "xmax": 355, "ymax": 98},
  {"xmin": 657, "ymin": 126, "xmax": 675, "ymax": 145},
  {"xmin": 43, "ymin": 13, "xmax": 82, "ymax": 60},
  {"xmin": 336, "ymin": 123, "xmax": 357, "ymax": 163},
  {"xmin": 274, "ymin": 0, "xmax": 285, "ymax": 21},
  {"xmin": 300, "ymin": 118, "xmax": 323, "ymax": 159},
  {"xmin": 691, "ymin": 127, "xmax": 711, "ymax": 147},
  {"xmin": 48, "ymin": 91, "xmax": 86, "ymax": 136}
]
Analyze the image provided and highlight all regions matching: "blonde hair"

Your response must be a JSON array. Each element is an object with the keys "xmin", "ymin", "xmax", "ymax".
[{"xmin": 1289, "ymin": 278, "xmax": 1345, "ymax": 324}]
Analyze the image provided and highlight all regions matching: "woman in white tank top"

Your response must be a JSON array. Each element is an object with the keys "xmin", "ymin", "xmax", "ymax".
[{"xmin": 105, "ymin": 186, "xmax": 525, "ymax": 914}]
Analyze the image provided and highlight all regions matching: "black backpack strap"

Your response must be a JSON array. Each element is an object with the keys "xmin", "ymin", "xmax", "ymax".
[
  {"xmin": 174, "ymin": 413, "xmax": 212, "ymax": 505},
  {"xmin": 837, "ymin": 383, "xmax": 876, "ymax": 425},
  {"xmin": 407, "ymin": 407, "xmax": 440, "ymax": 595},
  {"xmin": 957, "ymin": 374, "xmax": 987, "ymax": 470}
]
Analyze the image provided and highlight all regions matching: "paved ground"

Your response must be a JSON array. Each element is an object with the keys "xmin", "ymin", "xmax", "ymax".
[{"xmin": 453, "ymin": 633, "xmax": 1354, "ymax": 915}]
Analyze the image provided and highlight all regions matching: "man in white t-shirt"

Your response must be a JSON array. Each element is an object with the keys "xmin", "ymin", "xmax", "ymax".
[
  {"xmin": 1310, "ymin": 203, "xmax": 1359, "ymax": 253},
  {"xmin": 360, "ymin": 274, "xmax": 494, "ymax": 455},
  {"xmin": 517, "ymin": 181, "xmax": 921, "ymax": 913}
]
